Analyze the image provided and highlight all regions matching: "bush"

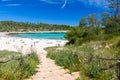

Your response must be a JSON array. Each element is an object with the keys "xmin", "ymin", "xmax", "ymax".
[
  {"xmin": 0, "ymin": 51, "xmax": 39, "ymax": 80},
  {"xmin": 65, "ymin": 27, "xmax": 105, "ymax": 45},
  {"xmin": 47, "ymin": 49, "xmax": 80, "ymax": 72}
]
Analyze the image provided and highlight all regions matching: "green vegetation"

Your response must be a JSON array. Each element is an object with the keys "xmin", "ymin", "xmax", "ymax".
[
  {"xmin": 47, "ymin": 39, "xmax": 120, "ymax": 80},
  {"xmin": 47, "ymin": 47, "xmax": 80, "ymax": 73},
  {"xmin": 47, "ymin": 0, "xmax": 120, "ymax": 79},
  {"xmin": 0, "ymin": 21, "xmax": 71, "ymax": 32},
  {"xmin": 0, "ymin": 51, "xmax": 39, "ymax": 80},
  {"xmin": 65, "ymin": 13, "xmax": 120, "ymax": 45}
]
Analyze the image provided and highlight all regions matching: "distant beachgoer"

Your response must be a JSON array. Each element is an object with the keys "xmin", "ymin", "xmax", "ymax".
[
  {"xmin": 34, "ymin": 42, "xmax": 35, "ymax": 46},
  {"xmin": 58, "ymin": 43, "xmax": 60, "ymax": 46},
  {"xmin": 31, "ymin": 44, "xmax": 33, "ymax": 48}
]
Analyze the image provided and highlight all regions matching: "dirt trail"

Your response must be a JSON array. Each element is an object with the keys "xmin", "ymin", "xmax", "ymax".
[{"xmin": 27, "ymin": 49, "xmax": 79, "ymax": 80}]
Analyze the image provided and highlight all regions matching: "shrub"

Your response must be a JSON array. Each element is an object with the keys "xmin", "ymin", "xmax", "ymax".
[
  {"xmin": 47, "ymin": 49, "xmax": 80, "ymax": 72},
  {"xmin": 65, "ymin": 27, "xmax": 105, "ymax": 45},
  {"xmin": 0, "ymin": 51, "xmax": 39, "ymax": 80}
]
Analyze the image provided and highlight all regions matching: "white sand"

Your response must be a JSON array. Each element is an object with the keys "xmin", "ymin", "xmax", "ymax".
[
  {"xmin": 0, "ymin": 33, "xmax": 79, "ymax": 80},
  {"xmin": 0, "ymin": 34, "xmax": 67, "ymax": 55}
]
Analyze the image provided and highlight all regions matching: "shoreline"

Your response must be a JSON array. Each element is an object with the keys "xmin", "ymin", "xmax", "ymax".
[
  {"xmin": 0, "ymin": 32, "xmax": 68, "ymax": 55},
  {"xmin": 0, "ymin": 31, "xmax": 67, "ymax": 37},
  {"xmin": 0, "ymin": 30, "xmax": 67, "ymax": 34},
  {"xmin": 6, "ymin": 31, "xmax": 67, "ymax": 41}
]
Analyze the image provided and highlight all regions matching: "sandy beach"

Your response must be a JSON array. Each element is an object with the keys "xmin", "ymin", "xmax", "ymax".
[{"xmin": 0, "ymin": 32, "xmax": 67, "ymax": 55}]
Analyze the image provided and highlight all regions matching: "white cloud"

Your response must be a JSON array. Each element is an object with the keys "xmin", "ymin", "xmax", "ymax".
[
  {"xmin": 39, "ymin": 0, "xmax": 68, "ymax": 8},
  {"xmin": 6, "ymin": 4, "xmax": 22, "ymax": 6},
  {"xmin": 78, "ymin": 0, "xmax": 108, "ymax": 8},
  {"xmin": 39, "ymin": 0, "xmax": 64, "ymax": 4},
  {"xmin": 61, "ymin": 0, "xmax": 67, "ymax": 8}
]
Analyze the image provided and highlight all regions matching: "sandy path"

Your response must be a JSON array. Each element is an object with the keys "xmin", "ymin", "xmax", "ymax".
[{"xmin": 27, "ymin": 48, "xmax": 79, "ymax": 80}]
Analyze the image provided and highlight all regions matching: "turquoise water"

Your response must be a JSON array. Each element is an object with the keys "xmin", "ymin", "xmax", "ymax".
[{"xmin": 13, "ymin": 32, "xmax": 66, "ymax": 39}]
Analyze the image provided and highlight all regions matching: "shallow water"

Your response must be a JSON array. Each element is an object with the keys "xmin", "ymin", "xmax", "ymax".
[{"xmin": 12, "ymin": 32, "xmax": 66, "ymax": 40}]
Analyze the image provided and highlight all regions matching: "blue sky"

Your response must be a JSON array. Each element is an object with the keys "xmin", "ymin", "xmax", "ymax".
[{"xmin": 0, "ymin": 0, "xmax": 109, "ymax": 26}]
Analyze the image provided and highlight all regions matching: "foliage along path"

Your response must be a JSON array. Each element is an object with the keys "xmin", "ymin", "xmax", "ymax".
[{"xmin": 27, "ymin": 48, "xmax": 79, "ymax": 80}]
